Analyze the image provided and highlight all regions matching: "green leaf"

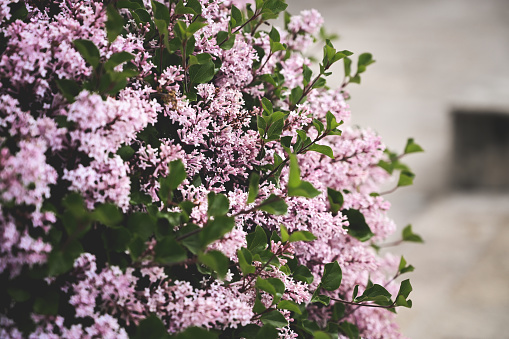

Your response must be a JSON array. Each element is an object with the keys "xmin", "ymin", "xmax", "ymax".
[
  {"xmin": 127, "ymin": 212, "xmax": 156, "ymax": 240},
  {"xmin": 103, "ymin": 227, "xmax": 132, "ymax": 252},
  {"xmin": 238, "ymin": 248, "xmax": 256, "ymax": 276},
  {"xmin": 339, "ymin": 321, "xmax": 360, "ymax": 339},
  {"xmin": 133, "ymin": 314, "xmax": 170, "ymax": 339},
  {"xmin": 47, "ymin": 241, "xmax": 83, "ymax": 276},
  {"xmin": 258, "ymin": 194, "xmax": 288, "ymax": 215},
  {"xmin": 352, "ymin": 285, "xmax": 359, "ymax": 300},
  {"xmin": 332, "ymin": 302, "xmax": 346, "ymax": 322},
  {"xmin": 313, "ymin": 331, "xmax": 332, "ymax": 339},
  {"xmin": 8, "ymin": 1, "xmax": 28, "ymax": 21},
  {"xmin": 402, "ymin": 224, "xmax": 424, "ymax": 243},
  {"xmin": 198, "ymin": 250, "xmax": 229, "ymax": 279},
  {"xmin": 377, "ymin": 160, "xmax": 393, "ymax": 174},
  {"xmin": 355, "ymin": 284, "xmax": 392, "ymax": 305},
  {"xmin": 247, "ymin": 172, "xmax": 260, "ymax": 204},
  {"xmin": 106, "ymin": 4, "xmax": 125, "ymax": 42},
  {"xmin": 257, "ymin": 115, "xmax": 267, "ymax": 137},
  {"xmin": 256, "ymin": 278, "xmax": 284, "ymax": 303},
  {"xmin": 175, "ymin": 326, "xmax": 217, "ymax": 339},
  {"xmin": 129, "ymin": 236, "xmax": 146, "ymax": 260},
  {"xmin": 397, "ymin": 279, "xmax": 413, "ymax": 299},
  {"xmin": 307, "ymin": 144, "xmax": 334, "ymax": 158},
  {"xmin": 154, "ymin": 237, "xmax": 187, "ymax": 264},
  {"xmin": 327, "ymin": 187, "xmax": 344, "ymax": 215},
  {"xmin": 398, "ymin": 256, "xmax": 415, "ymax": 275},
  {"xmin": 169, "ymin": 159, "xmax": 187, "ymax": 189},
  {"xmin": 178, "ymin": 224, "xmax": 201, "ymax": 254},
  {"xmin": 342, "ymin": 209, "xmax": 374, "ymax": 242},
  {"xmin": 175, "ymin": 1, "xmax": 196, "ymax": 15},
  {"xmin": 255, "ymin": 324, "xmax": 279, "ymax": 339},
  {"xmin": 189, "ymin": 53, "xmax": 212, "ymax": 67},
  {"xmin": 261, "ymin": 0, "xmax": 288, "ymax": 19},
  {"xmin": 260, "ymin": 74, "xmax": 277, "ymax": 87},
  {"xmin": 349, "ymin": 74, "xmax": 361, "ymax": 84},
  {"xmin": 33, "ymin": 290, "xmax": 59, "ymax": 315},
  {"xmin": 266, "ymin": 117, "xmax": 284, "ymax": 141},
  {"xmin": 260, "ymin": 310, "xmax": 288, "ymax": 328},
  {"xmin": 404, "ymin": 138, "xmax": 424, "ymax": 154},
  {"xmin": 187, "ymin": 21, "xmax": 207, "ymax": 35},
  {"xmin": 310, "ymin": 293, "xmax": 330, "ymax": 306},
  {"xmin": 288, "ymin": 231, "xmax": 317, "ymax": 243},
  {"xmin": 289, "ymin": 86, "xmax": 303, "ymax": 106},
  {"xmin": 7, "ymin": 287, "xmax": 30, "ymax": 302},
  {"xmin": 117, "ymin": 0, "xmax": 142, "ymax": 9},
  {"xmin": 321, "ymin": 261, "xmax": 342, "ymax": 291},
  {"xmin": 73, "ymin": 39, "xmax": 100, "ymax": 69},
  {"xmin": 186, "ymin": 0, "xmax": 202, "ymax": 14},
  {"xmin": 302, "ymin": 65, "xmax": 313, "ymax": 86},
  {"xmin": 312, "ymin": 119, "xmax": 324, "ymax": 135},
  {"xmin": 277, "ymin": 300, "xmax": 302, "ymax": 315},
  {"xmin": 287, "ymin": 154, "xmax": 320, "ymax": 198},
  {"xmin": 252, "ymin": 294, "xmax": 267, "ymax": 314},
  {"xmin": 280, "ymin": 224, "xmax": 289, "ymax": 243},
  {"xmin": 158, "ymin": 159, "xmax": 187, "ymax": 202},
  {"xmin": 200, "ymin": 216, "xmax": 235, "ymax": 248},
  {"xmin": 395, "ymin": 295, "xmax": 412, "ymax": 308},
  {"xmin": 207, "ymin": 192, "xmax": 230, "ymax": 217},
  {"xmin": 117, "ymin": 145, "xmax": 135, "ymax": 161},
  {"xmin": 180, "ymin": 201, "xmax": 195, "ymax": 221},
  {"xmin": 231, "ymin": 5, "xmax": 244, "ymax": 27},
  {"xmin": 325, "ymin": 111, "xmax": 342, "ymax": 131},
  {"xmin": 55, "ymin": 79, "xmax": 81, "ymax": 102},
  {"xmin": 189, "ymin": 60, "xmax": 215, "ymax": 84},
  {"xmin": 105, "ymin": 51, "xmax": 135, "ymax": 71},
  {"xmin": 247, "ymin": 225, "xmax": 268, "ymax": 254},
  {"xmin": 151, "ymin": 0, "xmax": 170, "ymax": 25},
  {"xmin": 343, "ymin": 57, "xmax": 352, "ymax": 77},
  {"xmin": 289, "ymin": 180, "xmax": 321, "ymax": 199},
  {"xmin": 397, "ymin": 170, "xmax": 415, "ymax": 187},
  {"xmin": 293, "ymin": 265, "xmax": 314, "ymax": 284},
  {"xmin": 330, "ymin": 51, "xmax": 347, "ymax": 64},
  {"xmin": 312, "ymin": 77, "xmax": 327, "ymax": 89},
  {"xmin": 216, "ymin": 30, "xmax": 228, "ymax": 44},
  {"xmin": 323, "ymin": 41, "xmax": 336, "ymax": 65},
  {"xmin": 220, "ymin": 34, "xmax": 236, "ymax": 50},
  {"xmin": 357, "ymin": 52, "xmax": 375, "ymax": 70},
  {"xmin": 269, "ymin": 40, "xmax": 285, "ymax": 52},
  {"xmin": 93, "ymin": 203, "xmax": 122, "ymax": 227},
  {"xmin": 132, "ymin": 8, "xmax": 153, "ymax": 24},
  {"xmin": 269, "ymin": 26, "xmax": 280, "ymax": 42}
]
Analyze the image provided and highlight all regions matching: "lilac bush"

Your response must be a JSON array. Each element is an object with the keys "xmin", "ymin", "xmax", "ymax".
[{"xmin": 0, "ymin": 0, "xmax": 423, "ymax": 338}]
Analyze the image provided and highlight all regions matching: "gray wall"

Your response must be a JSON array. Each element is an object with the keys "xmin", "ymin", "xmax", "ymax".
[{"xmin": 289, "ymin": 0, "xmax": 509, "ymax": 337}]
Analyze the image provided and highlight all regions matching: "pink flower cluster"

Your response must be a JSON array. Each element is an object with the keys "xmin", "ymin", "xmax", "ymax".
[{"xmin": 0, "ymin": 1, "xmax": 413, "ymax": 338}]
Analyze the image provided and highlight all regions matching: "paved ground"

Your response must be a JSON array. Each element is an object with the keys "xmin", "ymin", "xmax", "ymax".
[{"xmin": 288, "ymin": 0, "xmax": 509, "ymax": 337}]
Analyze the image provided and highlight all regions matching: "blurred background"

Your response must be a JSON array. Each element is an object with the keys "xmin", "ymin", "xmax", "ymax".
[{"xmin": 290, "ymin": 0, "xmax": 509, "ymax": 337}]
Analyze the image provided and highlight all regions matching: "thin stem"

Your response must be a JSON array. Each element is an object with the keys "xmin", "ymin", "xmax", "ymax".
[
  {"xmin": 288, "ymin": 73, "xmax": 322, "ymax": 112},
  {"xmin": 241, "ymin": 242, "xmax": 290, "ymax": 292},
  {"xmin": 257, "ymin": 51, "xmax": 274, "ymax": 75},
  {"xmin": 379, "ymin": 185, "xmax": 398, "ymax": 196},
  {"xmin": 182, "ymin": 39, "xmax": 188, "ymax": 93},
  {"xmin": 377, "ymin": 239, "xmax": 404, "ymax": 248},
  {"xmin": 251, "ymin": 307, "xmax": 274, "ymax": 320},
  {"xmin": 232, "ymin": 195, "xmax": 282, "ymax": 217},
  {"xmin": 218, "ymin": 10, "xmax": 261, "ymax": 47},
  {"xmin": 175, "ymin": 196, "xmax": 283, "ymax": 242},
  {"xmin": 259, "ymin": 129, "xmax": 330, "ymax": 184},
  {"xmin": 250, "ymin": 19, "xmax": 265, "ymax": 35},
  {"xmin": 330, "ymin": 297, "xmax": 397, "ymax": 309}
]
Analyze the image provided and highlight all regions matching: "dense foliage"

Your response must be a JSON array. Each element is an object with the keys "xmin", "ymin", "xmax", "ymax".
[{"xmin": 0, "ymin": 0, "xmax": 423, "ymax": 338}]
